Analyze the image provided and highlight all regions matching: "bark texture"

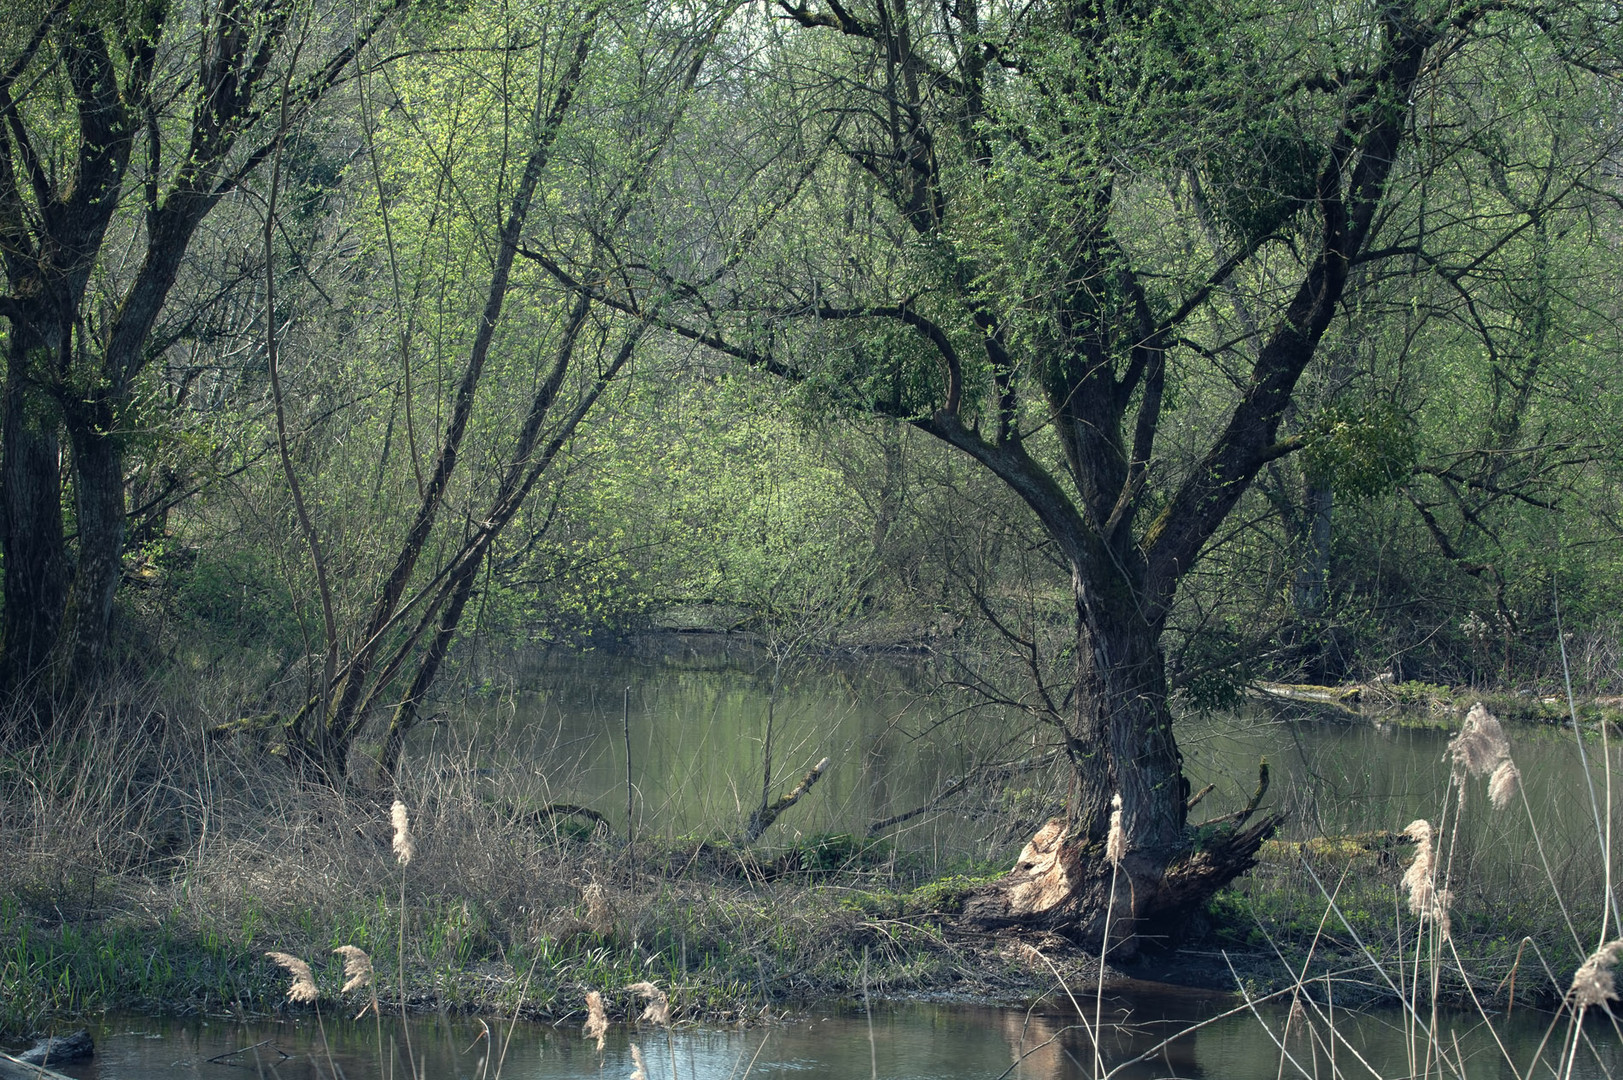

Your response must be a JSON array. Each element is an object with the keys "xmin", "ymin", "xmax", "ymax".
[
  {"xmin": 962, "ymin": 808, "xmax": 1282, "ymax": 952},
  {"xmin": 0, "ymin": 346, "xmax": 68, "ymax": 711}
]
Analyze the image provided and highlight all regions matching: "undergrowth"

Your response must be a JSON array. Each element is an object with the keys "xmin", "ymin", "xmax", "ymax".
[{"xmin": 0, "ymin": 688, "xmax": 1020, "ymax": 1043}]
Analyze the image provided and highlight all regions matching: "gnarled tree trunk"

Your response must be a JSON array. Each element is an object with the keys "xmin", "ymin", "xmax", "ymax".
[
  {"xmin": 962, "ymin": 578, "xmax": 1281, "ymax": 953},
  {"xmin": 961, "ymin": 802, "xmax": 1280, "ymax": 954}
]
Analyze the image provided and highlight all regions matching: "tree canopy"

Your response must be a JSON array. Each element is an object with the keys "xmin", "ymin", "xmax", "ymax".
[{"xmin": 3, "ymin": 0, "xmax": 1622, "ymax": 942}]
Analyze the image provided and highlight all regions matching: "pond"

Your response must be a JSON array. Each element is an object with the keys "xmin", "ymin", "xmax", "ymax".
[
  {"xmin": 25, "ymin": 641, "xmax": 1622, "ymax": 1080},
  {"xmin": 42, "ymin": 991, "xmax": 1623, "ymax": 1080},
  {"xmin": 421, "ymin": 639, "xmax": 1619, "ymax": 896}
]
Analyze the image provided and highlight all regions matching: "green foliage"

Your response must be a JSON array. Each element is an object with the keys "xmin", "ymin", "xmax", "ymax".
[
  {"xmin": 1203, "ymin": 128, "xmax": 1322, "ymax": 244},
  {"xmin": 1301, "ymin": 401, "xmax": 1419, "ymax": 500},
  {"xmin": 1175, "ymin": 627, "xmax": 1254, "ymax": 711}
]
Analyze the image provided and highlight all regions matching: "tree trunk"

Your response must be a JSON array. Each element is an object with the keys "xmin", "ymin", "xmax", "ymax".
[
  {"xmin": 62, "ymin": 403, "xmax": 126, "ymax": 686},
  {"xmin": 961, "ymin": 804, "xmax": 1279, "ymax": 954},
  {"xmin": 1292, "ymin": 479, "xmax": 1332, "ymax": 618},
  {"xmin": 374, "ymin": 556, "xmax": 481, "ymax": 783},
  {"xmin": 1073, "ymin": 599, "xmax": 1187, "ymax": 853},
  {"xmin": 963, "ymin": 586, "xmax": 1281, "ymax": 952},
  {"xmin": 0, "ymin": 337, "xmax": 68, "ymax": 717}
]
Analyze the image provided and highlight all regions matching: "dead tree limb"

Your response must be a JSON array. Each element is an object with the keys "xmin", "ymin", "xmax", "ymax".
[{"xmin": 742, "ymin": 758, "xmax": 830, "ymax": 844}]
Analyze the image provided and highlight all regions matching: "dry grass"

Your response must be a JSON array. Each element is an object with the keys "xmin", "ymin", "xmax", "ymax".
[{"xmin": 0, "ymin": 681, "xmax": 1031, "ymax": 1038}]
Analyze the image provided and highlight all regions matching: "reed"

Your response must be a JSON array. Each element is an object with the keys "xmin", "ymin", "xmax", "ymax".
[
  {"xmin": 584, "ymin": 990, "xmax": 608, "ymax": 1052},
  {"xmin": 1226, "ymin": 696, "xmax": 1621, "ymax": 1080}
]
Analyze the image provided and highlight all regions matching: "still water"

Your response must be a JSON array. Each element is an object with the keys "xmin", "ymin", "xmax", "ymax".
[
  {"xmin": 45, "ymin": 993, "xmax": 1621, "ymax": 1080},
  {"xmin": 34, "ymin": 643, "xmax": 1623, "ymax": 1080},
  {"xmin": 425, "ymin": 640, "xmax": 1619, "ymax": 891}
]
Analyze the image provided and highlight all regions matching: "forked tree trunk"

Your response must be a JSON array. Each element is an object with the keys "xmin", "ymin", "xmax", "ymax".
[{"xmin": 962, "ymin": 584, "xmax": 1281, "ymax": 953}]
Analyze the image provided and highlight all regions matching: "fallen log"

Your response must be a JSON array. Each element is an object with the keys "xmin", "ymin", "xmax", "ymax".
[
  {"xmin": 1, "ymin": 1051, "xmax": 77, "ymax": 1080},
  {"xmin": 1249, "ymin": 682, "xmax": 1364, "ymax": 719},
  {"xmin": 15, "ymin": 1031, "xmax": 91, "ymax": 1068}
]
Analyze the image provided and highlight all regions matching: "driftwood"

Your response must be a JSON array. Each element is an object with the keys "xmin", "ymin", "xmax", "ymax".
[
  {"xmin": 1251, "ymin": 682, "xmax": 1364, "ymax": 718},
  {"xmin": 1, "ymin": 1045, "xmax": 80, "ymax": 1078},
  {"xmin": 14, "ymin": 1031, "xmax": 91, "ymax": 1069},
  {"xmin": 742, "ymin": 758, "xmax": 831, "ymax": 843},
  {"xmin": 0, "ymin": 1054, "xmax": 73, "ymax": 1080},
  {"xmin": 513, "ymin": 802, "xmax": 612, "ymax": 834}
]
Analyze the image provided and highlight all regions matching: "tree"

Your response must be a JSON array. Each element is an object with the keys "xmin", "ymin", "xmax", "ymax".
[
  {"xmin": 250, "ymin": 0, "xmax": 749, "ymax": 783},
  {"xmin": 543, "ymin": 0, "xmax": 1623, "ymax": 943},
  {"xmin": 0, "ymin": 0, "xmax": 397, "ymax": 730}
]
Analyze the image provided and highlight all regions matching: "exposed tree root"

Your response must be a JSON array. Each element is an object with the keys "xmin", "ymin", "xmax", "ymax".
[{"xmin": 962, "ymin": 765, "xmax": 1282, "ymax": 954}]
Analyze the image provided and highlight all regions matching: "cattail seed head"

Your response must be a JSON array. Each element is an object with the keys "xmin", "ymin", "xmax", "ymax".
[
  {"xmin": 333, "ymin": 945, "xmax": 373, "ymax": 994},
  {"xmin": 1105, "ymin": 793, "xmax": 1126, "ymax": 867},
  {"xmin": 391, "ymin": 800, "xmax": 415, "ymax": 866},
  {"xmin": 583, "ymin": 990, "xmax": 608, "ymax": 1051},
  {"xmin": 1571, "ymin": 940, "xmax": 1623, "ymax": 1010},
  {"xmin": 626, "ymin": 980, "xmax": 670, "ymax": 1027},
  {"xmin": 266, "ymin": 951, "xmax": 319, "ymax": 1004}
]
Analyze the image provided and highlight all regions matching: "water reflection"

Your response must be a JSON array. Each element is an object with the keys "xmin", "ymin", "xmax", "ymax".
[
  {"xmin": 422, "ymin": 645, "xmax": 1621, "ymax": 895},
  {"xmin": 49, "ymin": 992, "xmax": 1621, "ymax": 1080}
]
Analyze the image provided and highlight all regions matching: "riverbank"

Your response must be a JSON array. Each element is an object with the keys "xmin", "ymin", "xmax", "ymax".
[
  {"xmin": 0, "ymin": 794, "xmax": 1590, "ymax": 1045},
  {"xmin": 2, "ymin": 674, "xmax": 1612, "ymax": 1044}
]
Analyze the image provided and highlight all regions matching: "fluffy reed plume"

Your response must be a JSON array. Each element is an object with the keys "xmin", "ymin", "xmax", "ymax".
[
  {"xmin": 1016, "ymin": 942, "xmax": 1045, "ymax": 969},
  {"xmin": 1401, "ymin": 820, "xmax": 1436, "ymax": 915},
  {"xmin": 1489, "ymin": 758, "xmax": 1521, "ymax": 810},
  {"xmin": 1570, "ymin": 940, "xmax": 1623, "ymax": 1010},
  {"xmin": 266, "ymin": 951, "xmax": 319, "ymax": 1004},
  {"xmin": 1105, "ymin": 793, "xmax": 1126, "ymax": 866},
  {"xmin": 627, "ymin": 981, "xmax": 671, "ymax": 1027},
  {"xmin": 1449, "ymin": 703, "xmax": 1519, "ymax": 809},
  {"xmin": 391, "ymin": 800, "xmax": 415, "ymax": 866},
  {"xmin": 628, "ymin": 1044, "xmax": 648, "ymax": 1080},
  {"xmin": 1399, "ymin": 819, "xmax": 1454, "ymax": 936},
  {"xmin": 584, "ymin": 990, "xmax": 608, "ymax": 1051},
  {"xmin": 583, "ymin": 881, "xmax": 612, "ymax": 934},
  {"xmin": 1450, "ymin": 702, "xmax": 1509, "ymax": 776},
  {"xmin": 333, "ymin": 945, "xmax": 373, "ymax": 993}
]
